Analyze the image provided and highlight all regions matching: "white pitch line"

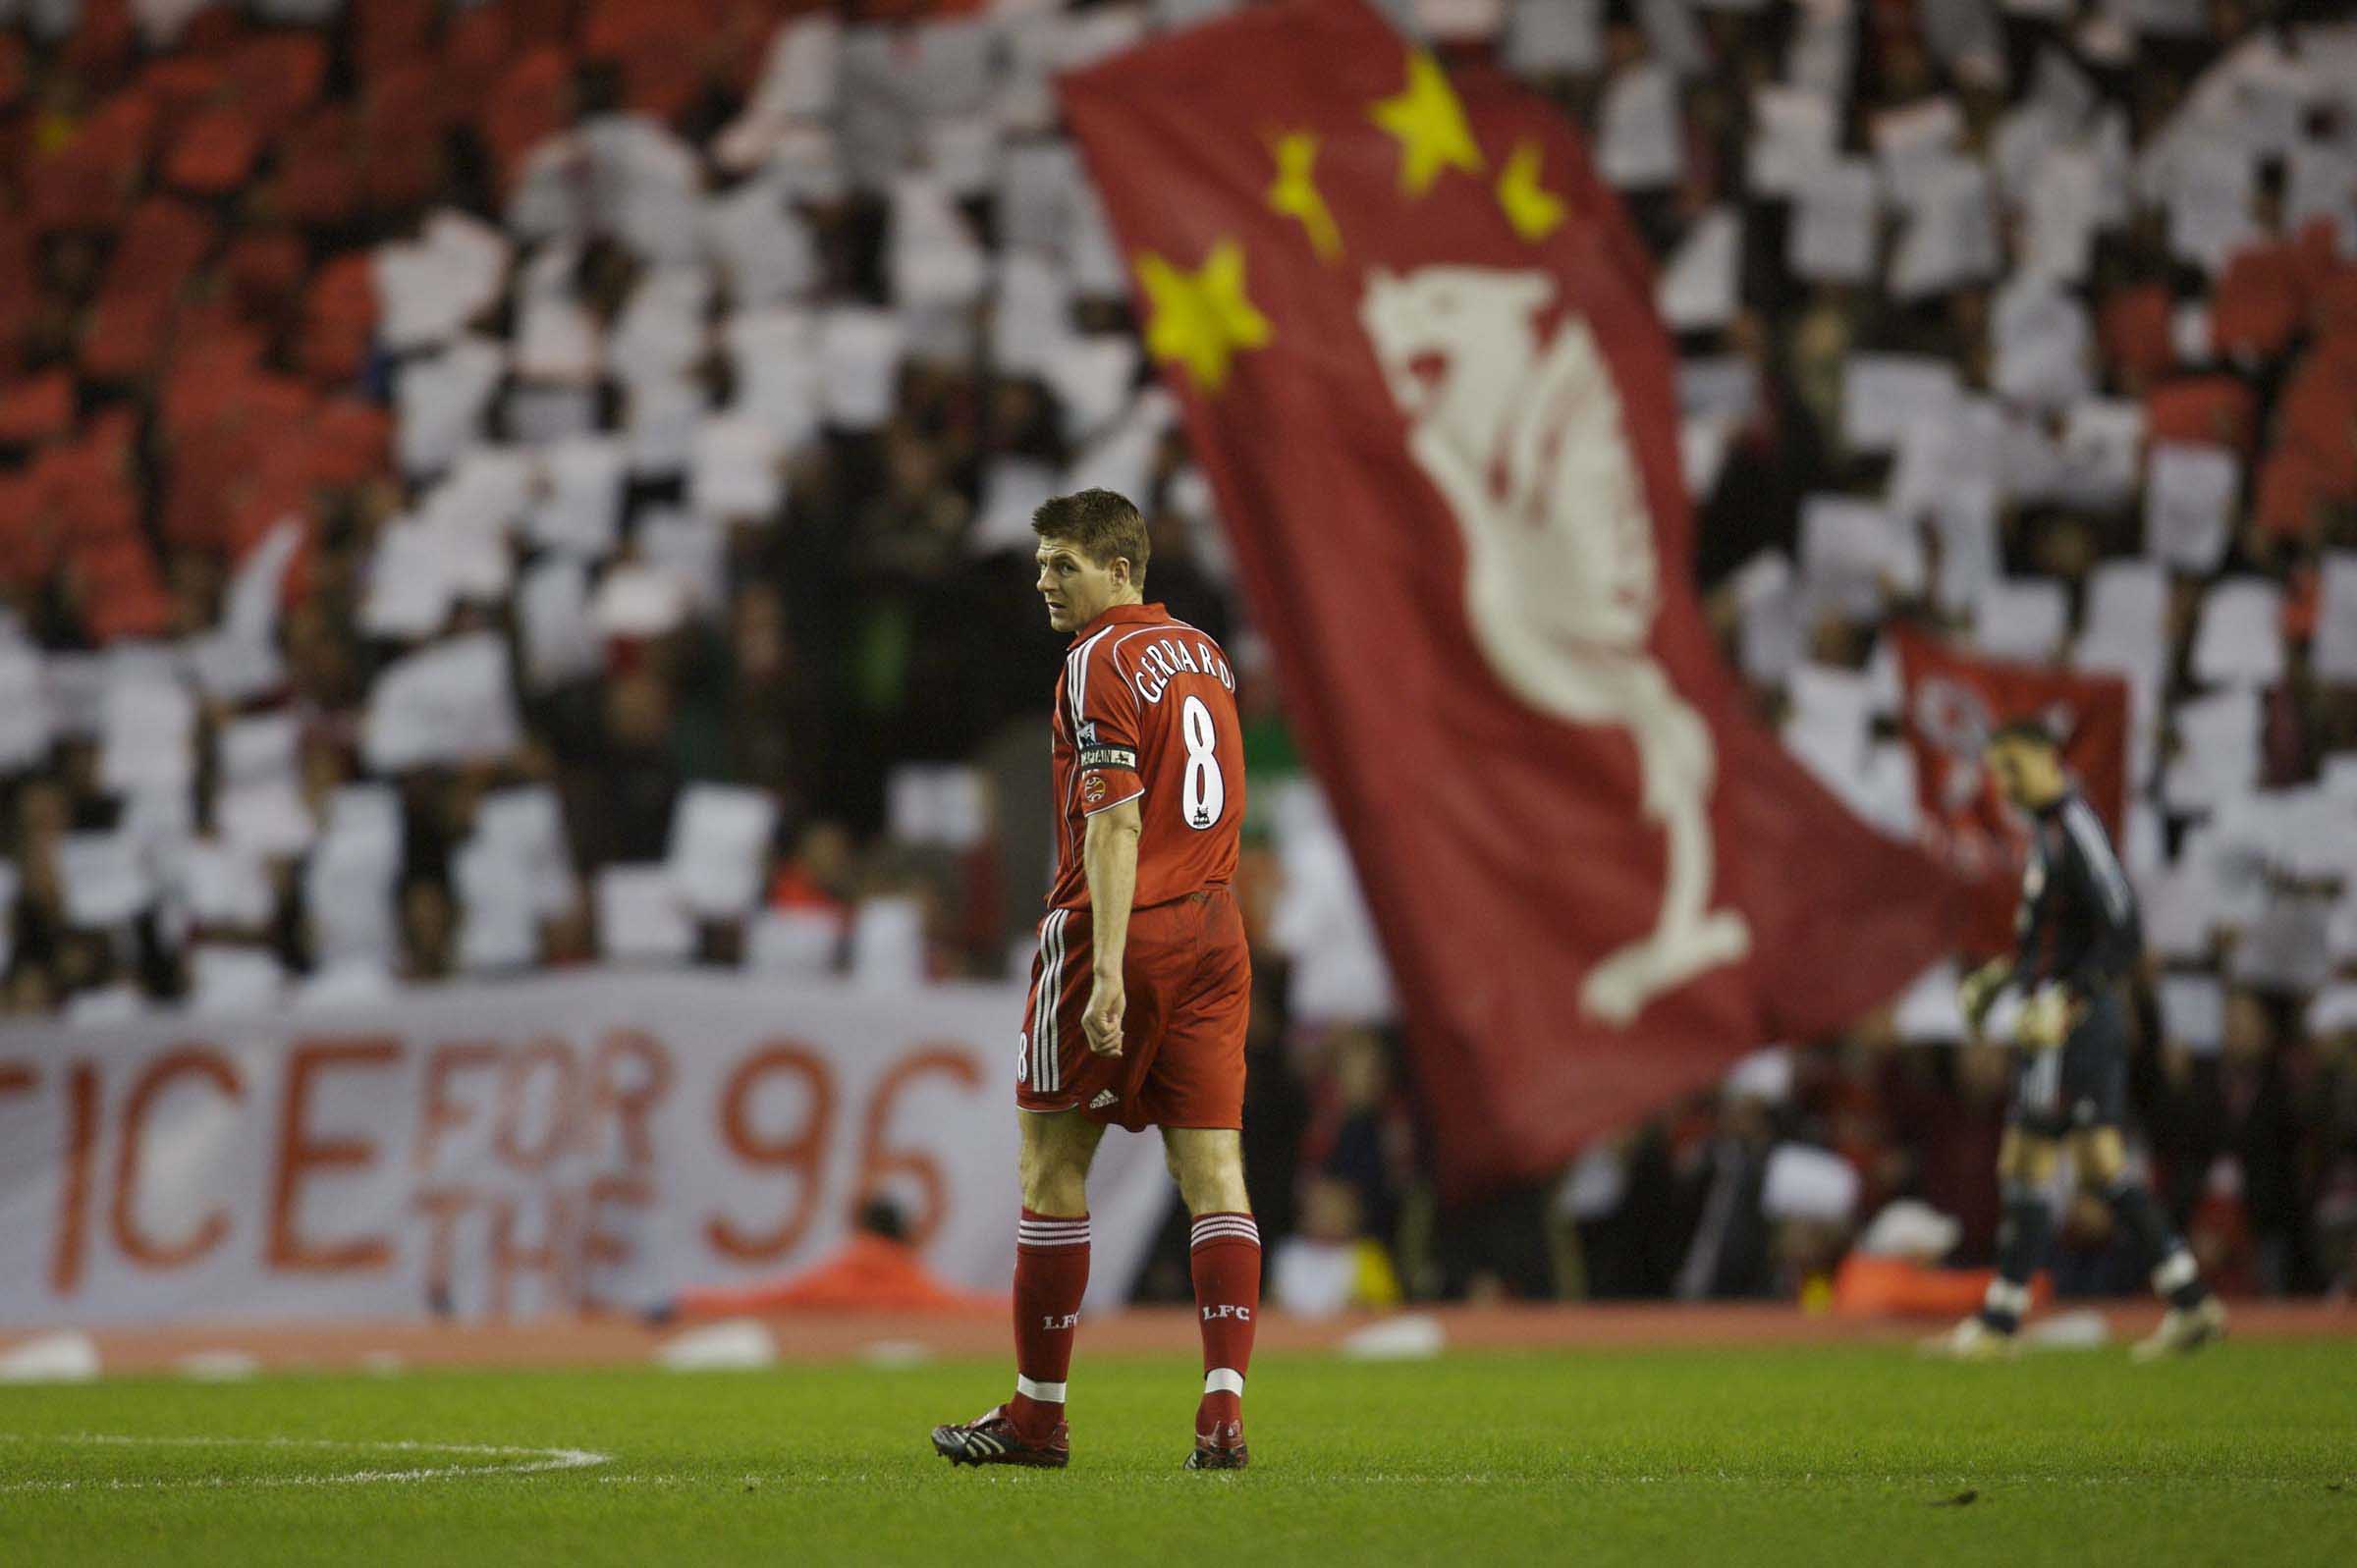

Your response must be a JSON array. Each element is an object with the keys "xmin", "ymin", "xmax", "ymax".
[{"xmin": 0, "ymin": 1433, "xmax": 609, "ymax": 1492}]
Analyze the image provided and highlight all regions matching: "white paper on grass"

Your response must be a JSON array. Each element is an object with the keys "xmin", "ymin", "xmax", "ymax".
[
  {"xmin": 1971, "ymin": 578, "xmax": 2069, "ymax": 663},
  {"xmin": 1842, "ymin": 355, "xmax": 1959, "ymax": 455},
  {"xmin": 1658, "ymin": 208, "xmax": 1741, "ymax": 332},
  {"xmin": 2144, "ymin": 444, "xmax": 2239, "ymax": 572},
  {"xmin": 745, "ymin": 908, "xmax": 844, "ymax": 977},
  {"xmin": 1788, "ymin": 158, "xmax": 1878, "ymax": 283},
  {"xmin": 701, "ymin": 182, "xmax": 815, "ymax": 309},
  {"xmin": 2190, "ymin": 578, "xmax": 2284, "ymax": 687},
  {"xmin": 687, "ymin": 412, "xmax": 783, "ymax": 524},
  {"xmin": 665, "ymin": 784, "xmax": 780, "ymax": 918},
  {"xmin": 179, "ymin": 839, "xmax": 276, "ymax": 929},
  {"xmin": 607, "ymin": 266, "xmax": 713, "ymax": 387},
  {"xmin": 58, "ymin": 834, "xmax": 152, "ymax": 927},
  {"xmin": 726, "ymin": 308, "xmax": 822, "ymax": 451},
  {"xmin": 1991, "ymin": 280, "xmax": 2092, "ymax": 411},
  {"xmin": 362, "ymin": 633, "xmax": 522, "ymax": 774},
  {"xmin": 597, "ymin": 864, "xmax": 696, "ymax": 963},
  {"xmin": 518, "ymin": 556, "xmax": 604, "ymax": 692},
  {"xmin": 395, "ymin": 336, "xmax": 505, "ymax": 477},
  {"xmin": 1597, "ymin": 64, "xmax": 1682, "ymax": 190},
  {"xmin": 1504, "ymin": 0, "xmax": 1602, "ymax": 73}
]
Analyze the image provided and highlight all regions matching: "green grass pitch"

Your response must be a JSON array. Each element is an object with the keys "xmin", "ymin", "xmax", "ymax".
[{"xmin": 1, "ymin": 1343, "xmax": 2351, "ymax": 1566}]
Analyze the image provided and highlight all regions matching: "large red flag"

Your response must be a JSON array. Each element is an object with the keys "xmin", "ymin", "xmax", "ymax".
[
  {"xmin": 1891, "ymin": 625, "xmax": 2131, "ymax": 960},
  {"xmin": 1062, "ymin": 0, "xmax": 1962, "ymax": 1195}
]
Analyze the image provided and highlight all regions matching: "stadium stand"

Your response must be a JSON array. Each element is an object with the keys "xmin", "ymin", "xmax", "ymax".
[{"xmin": 0, "ymin": 0, "xmax": 2352, "ymax": 1304}]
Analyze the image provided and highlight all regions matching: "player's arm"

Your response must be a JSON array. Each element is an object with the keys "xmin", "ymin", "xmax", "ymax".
[
  {"xmin": 2057, "ymin": 800, "xmax": 2140, "ymax": 999},
  {"xmin": 1080, "ymin": 796, "xmax": 1141, "ymax": 1058}
]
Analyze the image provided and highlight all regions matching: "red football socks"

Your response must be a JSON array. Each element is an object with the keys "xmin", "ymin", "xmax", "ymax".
[
  {"xmin": 1188, "ymin": 1211, "xmax": 1261, "ymax": 1434},
  {"xmin": 1009, "ymin": 1209, "xmax": 1089, "ymax": 1440}
]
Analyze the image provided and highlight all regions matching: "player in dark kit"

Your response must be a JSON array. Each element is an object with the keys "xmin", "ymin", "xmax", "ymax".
[
  {"xmin": 1929, "ymin": 721, "xmax": 2225, "ymax": 1361},
  {"xmin": 931, "ymin": 489, "xmax": 1258, "ymax": 1471}
]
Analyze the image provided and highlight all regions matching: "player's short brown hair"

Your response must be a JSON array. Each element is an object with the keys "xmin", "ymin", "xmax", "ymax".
[{"xmin": 1031, "ymin": 488, "xmax": 1150, "ymax": 584}]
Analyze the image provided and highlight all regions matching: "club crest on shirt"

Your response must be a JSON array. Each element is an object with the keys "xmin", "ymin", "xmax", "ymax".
[
  {"xmin": 1083, "ymin": 774, "xmax": 1108, "ymax": 805},
  {"xmin": 1075, "ymin": 720, "xmax": 1098, "ymax": 746}
]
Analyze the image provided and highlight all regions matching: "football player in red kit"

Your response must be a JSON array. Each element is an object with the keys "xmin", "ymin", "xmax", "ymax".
[{"xmin": 932, "ymin": 489, "xmax": 1258, "ymax": 1473}]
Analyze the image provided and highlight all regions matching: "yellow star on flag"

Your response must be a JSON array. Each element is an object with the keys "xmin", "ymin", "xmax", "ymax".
[
  {"xmin": 1369, "ymin": 50, "xmax": 1484, "ymax": 197},
  {"xmin": 1135, "ymin": 241, "xmax": 1272, "ymax": 395},
  {"xmin": 1497, "ymin": 139, "xmax": 1566, "ymax": 243},
  {"xmin": 1267, "ymin": 133, "xmax": 1343, "ymax": 262}
]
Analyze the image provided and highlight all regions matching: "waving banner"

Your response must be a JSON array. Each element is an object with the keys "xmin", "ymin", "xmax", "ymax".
[
  {"xmin": 0, "ymin": 973, "xmax": 1170, "ymax": 1327},
  {"xmin": 1063, "ymin": 0, "xmax": 1959, "ymax": 1194},
  {"xmin": 1891, "ymin": 624, "xmax": 2132, "ymax": 959}
]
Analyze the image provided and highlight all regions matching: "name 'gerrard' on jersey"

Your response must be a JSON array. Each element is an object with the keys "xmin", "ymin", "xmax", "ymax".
[{"xmin": 1047, "ymin": 603, "xmax": 1244, "ymax": 915}]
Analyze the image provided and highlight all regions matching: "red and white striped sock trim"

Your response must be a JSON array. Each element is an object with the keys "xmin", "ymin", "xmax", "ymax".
[
  {"xmin": 1189, "ymin": 1212, "xmax": 1259, "ymax": 1251},
  {"xmin": 1016, "ymin": 1214, "xmax": 1091, "ymax": 1249}
]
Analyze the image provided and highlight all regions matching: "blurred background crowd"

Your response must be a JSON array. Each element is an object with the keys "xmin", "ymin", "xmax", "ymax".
[{"xmin": 1, "ymin": 0, "xmax": 2354, "ymax": 1305}]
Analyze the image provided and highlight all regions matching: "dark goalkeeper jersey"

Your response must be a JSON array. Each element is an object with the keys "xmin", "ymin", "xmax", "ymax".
[{"xmin": 2011, "ymin": 790, "xmax": 2141, "ymax": 1000}]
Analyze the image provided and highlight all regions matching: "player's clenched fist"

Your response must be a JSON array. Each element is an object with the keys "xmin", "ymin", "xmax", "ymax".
[{"xmin": 1083, "ymin": 973, "xmax": 1126, "ymax": 1056}]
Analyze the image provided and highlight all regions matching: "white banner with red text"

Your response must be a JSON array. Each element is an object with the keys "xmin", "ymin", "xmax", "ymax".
[{"xmin": 0, "ymin": 972, "xmax": 1173, "ymax": 1328}]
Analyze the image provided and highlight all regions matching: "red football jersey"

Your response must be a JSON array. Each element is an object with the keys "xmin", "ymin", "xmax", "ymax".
[{"xmin": 1046, "ymin": 602, "xmax": 1244, "ymax": 914}]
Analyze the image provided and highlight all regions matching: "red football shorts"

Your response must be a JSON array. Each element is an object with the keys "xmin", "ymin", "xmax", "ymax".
[{"xmin": 1015, "ymin": 886, "xmax": 1250, "ymax": 1132}]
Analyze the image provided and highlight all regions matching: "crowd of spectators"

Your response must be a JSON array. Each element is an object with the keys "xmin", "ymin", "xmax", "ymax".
[{"xmin": 1, "ymin": 0, "xmax": 2353, "ymax": 1304}]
